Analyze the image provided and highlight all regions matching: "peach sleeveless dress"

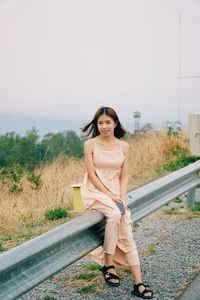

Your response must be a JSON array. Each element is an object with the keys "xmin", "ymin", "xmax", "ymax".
[{"xmin": 81, "ymin": 138, "xmax": 140, "ymax": 267}]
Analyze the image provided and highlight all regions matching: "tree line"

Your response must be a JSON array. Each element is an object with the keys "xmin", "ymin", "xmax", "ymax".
[
  {"xmin": 0, "ymin": 127, "xmax": 84, "ymax": 170},
  {"xmin": 0, "ymin": 128, "xmax": 84, "ymax": 192}
]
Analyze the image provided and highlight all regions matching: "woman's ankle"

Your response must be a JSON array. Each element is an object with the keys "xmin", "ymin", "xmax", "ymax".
[{"xmin": 104, "ymin": 253, "xmax": 114, "ymax": 267}]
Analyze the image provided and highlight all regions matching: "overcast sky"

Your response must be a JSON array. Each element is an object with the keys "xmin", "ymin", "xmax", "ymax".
[{"xmin": 0, "ymin": 0, "xmax": 200, "ymax": 129}]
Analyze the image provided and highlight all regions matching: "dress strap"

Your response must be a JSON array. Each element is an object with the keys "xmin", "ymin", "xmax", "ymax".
[
  {"xmin": 119, "ymin": 140, "xmax": 123, "ymax": 150},
  {"xmin": 91, "ymin": 138, "xmax": 97, "ymax": 148}
]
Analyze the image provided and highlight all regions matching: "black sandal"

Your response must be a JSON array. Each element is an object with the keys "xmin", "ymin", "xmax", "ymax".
[
  {"xmin": 131, "ymin": 282, "xmax": 153, "ymax": 299},
  {"xmin": 99, "ymin": 265, "xmax": 120, "ymax": 287}
]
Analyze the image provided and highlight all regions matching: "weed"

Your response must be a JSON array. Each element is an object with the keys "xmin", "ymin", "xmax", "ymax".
[
  {"xmin": 191, "ymin": 202, "xmax": 200, "ymax": 213},
  {"xmin": 0, "ymin": 240, "xmax": 5, "ymax": 252},
  {"xmin": 86, "ymin": 263, "xmax": 101, "ymax": 271},
  {"xmin": 164, "ymin": 208, "xmax": 180, "ymax": 215},
  {"xmin": 45, "ymin": 207, "xmax": 71, "ymax": 221},
  {"xmin": 74, "ymin": 271, "xmax": 96, "ymax": 281},
  {"xmin": 77, "ymin": 283, "xmax": 98, "ymax": 294},
  {"xmin": 43, "ymin": 296, "xmax": 57, "ymax": 300},
  {"xmin": 133, "ymin": 222, "xmax": 140, "ymax": 229},
  {"xmin": 147, "ymin": 244, "xmax": 157, "ymax": 254},
  {"xmin": 174, "ymin": 197, "xmax": 183, "ymax": 203},
  {"xmin": 70, "ymin": 265, "xmax": 105, "ymax": 296}
]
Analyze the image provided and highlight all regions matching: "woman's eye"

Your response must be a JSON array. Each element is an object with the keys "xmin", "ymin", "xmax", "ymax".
[{"xmin": 98, "ymin": 121, "xmax": 112, "ymax": 125}]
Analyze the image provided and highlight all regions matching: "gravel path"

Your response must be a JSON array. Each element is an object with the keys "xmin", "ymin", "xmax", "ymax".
[{"xmin": 20, "ymin": 197, "xmax": 200, "ymax": 300}]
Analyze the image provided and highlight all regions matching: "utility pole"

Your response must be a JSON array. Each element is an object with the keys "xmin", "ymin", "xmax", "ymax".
[
  {"xmin": 178, "ymin": 0, "xmax": 182, "ymax": 123},
  {"xmin": 177, "ymin": 0, "xmax": 200, "ymax": 124}
]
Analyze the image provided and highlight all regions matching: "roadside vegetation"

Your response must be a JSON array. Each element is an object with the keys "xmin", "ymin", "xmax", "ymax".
[{"xmin": 0, "ymin": 121, "xmax": 199, "ymax": 251}]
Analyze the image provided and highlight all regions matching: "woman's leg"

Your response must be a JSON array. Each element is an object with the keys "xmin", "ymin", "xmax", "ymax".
[
  {"xmin": 104, "ymin": 254, "xmax": 118, "ymax": 283},
  {"xmin": 130, "ymin": 265, "xmax": 153, "ymax": 297},
  {"xmin": 104, "ymin": 221, "xmax": 120, "ymax": 283},
  {"xmin": 92, "ymin": 201, "xmax": 122, "ymax": 283},
  {"xmin": 118, "ymin": 212, "xmax": 153, "ymax": 297},
  {"xmin": 130, "ymin": 265, "xmax": 142, "ymax": 283}
]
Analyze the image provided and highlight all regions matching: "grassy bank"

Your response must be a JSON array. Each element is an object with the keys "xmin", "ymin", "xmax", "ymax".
[{"xmin": 0, "ymin": 130, "xmax": 191, "ymax": 249}]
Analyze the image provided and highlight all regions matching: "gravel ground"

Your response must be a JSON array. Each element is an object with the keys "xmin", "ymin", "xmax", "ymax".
[{"xmin": 20, "ymin": 196, "xmax": 200, "ymax": 300}]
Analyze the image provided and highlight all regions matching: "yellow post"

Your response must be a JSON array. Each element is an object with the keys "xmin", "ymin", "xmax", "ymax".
[{"xmin": 71, "ymin": 183, "xmax": 85, "ymax": 212}]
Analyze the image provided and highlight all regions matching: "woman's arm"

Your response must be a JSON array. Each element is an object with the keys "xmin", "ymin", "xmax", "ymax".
[
  {"xmin": 120, "ymin": 141, "xmax": 129, "ymax": 205},
  {"xmin": 84, "ymin": 139, "xmax": 120, "ymax": 203}
]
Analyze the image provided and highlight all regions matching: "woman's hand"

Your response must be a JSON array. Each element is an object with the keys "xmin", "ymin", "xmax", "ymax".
[
  {"xmin": 121, "ymin": 198, "xmax": 128, "ymax": 209},
  {"xmin": 109, "ymin": 193, "xmax": 121, "ymax": 204}
]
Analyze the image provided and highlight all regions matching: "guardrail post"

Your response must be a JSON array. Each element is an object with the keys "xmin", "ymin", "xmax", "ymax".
[
  {"xmin": 71, "ymin": 183, "xmax": 85, "ymax": 211},
  {"xmin": 187, "ymin": 188, "xmax": 196, "ymax": 208}
]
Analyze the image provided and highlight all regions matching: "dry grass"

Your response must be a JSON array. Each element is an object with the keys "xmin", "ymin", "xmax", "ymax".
[
  {"xmin": 0, "ymin": 131, "xmax": 189, "ymax": 239},
  {"xmin": 128, "ymin": 130, "xmax": 189, "ymax": 189},
  {"xmin": 0, "ymin": 157, "xmax": 84, "ymax": 237}
]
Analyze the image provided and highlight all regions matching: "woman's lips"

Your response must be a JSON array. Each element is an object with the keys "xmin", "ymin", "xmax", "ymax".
[{"xmin": 101, "ymin": 130, "xmax": 109, "ymax": 133}]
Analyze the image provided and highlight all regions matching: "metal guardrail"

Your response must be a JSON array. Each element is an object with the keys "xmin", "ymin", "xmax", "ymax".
[{"xmin": 0, "ymin": 161, "xmax": 200, "ymax": 300}]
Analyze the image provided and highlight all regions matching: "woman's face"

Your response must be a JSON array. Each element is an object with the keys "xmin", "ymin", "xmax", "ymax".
[{"xmin": 97, "ymin": 114, "xmax": 116, "ymax": 137}]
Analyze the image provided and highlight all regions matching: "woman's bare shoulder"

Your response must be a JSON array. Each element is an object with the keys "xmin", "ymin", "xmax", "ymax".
[
  {"xmin": 121, "ymin": 140, "xmax": 130, "ymax": 150},
  {"xmin": 84, "ymin": 138, "xmax": 95, "ymax": 150}
]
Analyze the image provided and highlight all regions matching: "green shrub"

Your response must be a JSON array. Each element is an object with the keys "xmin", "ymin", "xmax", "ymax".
[
  {"xmin": 167, "ymin": 144, "xmax": 188, "ymax": 159},
  {"xmin": 27, "ymin": 172, "xmax": 42, "ymax": 189},
  {"xmin": 0, "ymin": 164, "xmax": 24, "ymax": 193},
  {"xmin": 163, "ymin": 155, "xmax": 200, "ymax": 172},
  {"xmin": 191, "ymin": 202, "xmax": 200, "ymax": 213},
  {"xmin": 44, "ymin": 207, "xmax": 71, "ymax": 220}
]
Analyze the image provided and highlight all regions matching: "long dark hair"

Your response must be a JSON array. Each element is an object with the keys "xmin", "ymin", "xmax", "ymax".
[{"xmin": 81, "ymin": 106, "xmax": 127, "ymax": 138}]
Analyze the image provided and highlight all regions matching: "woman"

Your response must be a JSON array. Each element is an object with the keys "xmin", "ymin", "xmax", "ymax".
[{"xmin": 81, "ymin": 107, "xmax": 153, "ymax": 299}]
